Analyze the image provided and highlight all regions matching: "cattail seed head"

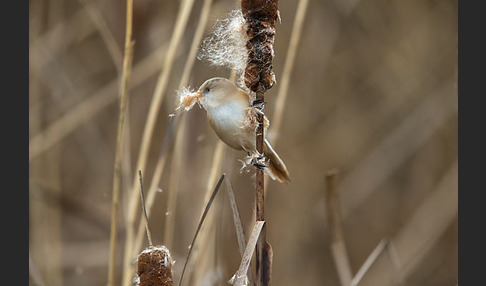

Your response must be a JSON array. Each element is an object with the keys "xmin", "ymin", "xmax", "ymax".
[{"xmin": 136, "ymin": 246, "xmax": 174, "ymax": 286}]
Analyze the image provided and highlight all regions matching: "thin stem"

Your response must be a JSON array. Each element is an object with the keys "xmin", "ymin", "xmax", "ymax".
[
  {"xmin": 231, "ymin": 221, "xmax": 266, "ymax": 286},
  {"xmin": 325, "ymin": 169, "xmax": 353, "ymax": 286},
  {"xmin": 350, "ymin": 239, "xmax": 388, "ymax": 286},
  {"xmin": 122, "ymin": 0, "xmax": 196, "ymax": 284},
  {"xmin": 28, "ymin": 42, "xmax": 169, "ymax": 162},
  {"xmin": 255, "ymin": 90, "xmax": 266, "ymax": 286},
  {"xmin": 78, "ymin": 0, "xmax": 123, "ymax": 73},
  {"xmin": 271, "ymin": 0, "xmax": 309, "ymax": 145},
  {"xmin": 138, "ymin": 170, "xmax": 153, "ymax": 247},
  {"xmin": 226, "ymin": 174, "xmax": 256, "ymax": 285},
  {"xmin": 164, "ymin": 0, "xmax": 214, "ymax": 250},
  {"xmin": 133, "ymin": 117, "xmax": 176, "ymax": 259},
  {"xmin": 178, "ymin": 174, "xmax": 226, "ymax": 286},
  {"xmin": 107, "ymin": 0, "xmax": 134, "ymax": 285},
  {"xmin": 187, "ymin": 140, "xmax": 225, "ymax": 284}
]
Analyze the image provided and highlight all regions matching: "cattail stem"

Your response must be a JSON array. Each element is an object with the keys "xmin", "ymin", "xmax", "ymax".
[
  {"xmin": 254, "ymin": 90, "xmax": 267, "ymax": 286},
  {"xmin": 240, "ymin": 0, "xmax": 279, "ymax": 284},
  {"xmin": 255, "ymin": 90, "xmax": 265, "ymax": 223}
]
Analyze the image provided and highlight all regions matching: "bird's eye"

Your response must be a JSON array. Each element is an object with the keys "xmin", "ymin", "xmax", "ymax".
[{"xmin": 205, "ymin": 87, "xmax": 210, "ymax": 92}]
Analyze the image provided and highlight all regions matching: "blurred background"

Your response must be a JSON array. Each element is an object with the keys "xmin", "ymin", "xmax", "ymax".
[{"xmin": 29, "ymin": 0, "xmax": 457, "ymax": 285}]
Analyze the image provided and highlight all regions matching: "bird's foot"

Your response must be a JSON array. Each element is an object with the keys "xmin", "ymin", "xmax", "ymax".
[
  {"xmin": 252, "ymin": 99, "xmax": 266, "ymax": 111},
  {"xmin": 239, "ymin": 151, "xmax": 268, "ymax": 173},
  {"xmin": 250, "ymin": 151, "xmax": 268, "ymax": 169}
]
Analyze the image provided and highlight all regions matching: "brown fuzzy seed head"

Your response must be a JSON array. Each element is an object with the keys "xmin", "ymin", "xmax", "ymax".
[
  {"xmin": 137, "ymin": 246, "xmax": 173, "ymax": 286},
  {"xmin": 241, "ymin": 1, "xmax": 279, "ymax": 92},
  {"xmin": 241, "ymin": 0, "xmax": 279, "ymax": 22}
]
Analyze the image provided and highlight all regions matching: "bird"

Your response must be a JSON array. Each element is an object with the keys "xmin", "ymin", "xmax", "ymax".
[{"xmin": 181, "ymin": 77, "xmax": 291, "ymax": 183}]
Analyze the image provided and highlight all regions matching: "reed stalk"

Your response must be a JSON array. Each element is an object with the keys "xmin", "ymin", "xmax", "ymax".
[
  {"xmin": 163, "ymin": 0, "xmax": 214, "ymax": 251},
  {"xmin": 271, "ymin": 0, "xmax": 309, "ymax": 144},
  {"xmin": 122, "ymin": 0, "xmax": 196, "ymax": 284},
  {"xmin": 325, "ymin": 170, "xmax": 353, "ymax": 286},
  {"xmin": 107, "ymin": 0, "xmax": 134, "ymax": 284}
]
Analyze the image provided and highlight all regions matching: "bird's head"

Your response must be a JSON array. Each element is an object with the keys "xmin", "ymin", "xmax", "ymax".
[{"xmin": 197, "ymin": 77, "xmax": 239, "ymax": 110}]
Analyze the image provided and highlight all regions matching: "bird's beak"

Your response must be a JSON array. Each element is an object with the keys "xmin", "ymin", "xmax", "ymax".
[{"xmin": 195, "ymin": 91, "xmax": 203, "ymax": 98}]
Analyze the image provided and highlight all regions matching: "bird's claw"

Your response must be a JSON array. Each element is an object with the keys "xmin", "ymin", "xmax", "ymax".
[
  {"xmin": 252, "ymin": 99, "xmax": 266, "ymax": 111},
  {"xmin": 252, "ymin": 162, "xmax": 268, "ymax": 169},
  {"xmin": 251, "ymin": 154, "xmax": 268, "ymax": 169},
  {"xmin": 240, "ymin": 151, "xmax": 267, "ymax": 172}
]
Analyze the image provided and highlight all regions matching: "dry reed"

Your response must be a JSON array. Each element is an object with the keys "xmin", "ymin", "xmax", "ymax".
[
  {"xmin": 325, "ymin": 170, "xmax": 353, "ymax": 286},
  {"xmin": 187, "ymin": 141, "xmax": 225, "ymax": 284},
  {"xmin": 340, "ymin": 81, "xmax": 457, "ymax": 219},
  {"xmin": 229, "ymin": 221, "xmax": 265, "ymax": 286},
  {"xmin": 356, "ymin": 162, "xmax": 457, "ymax": 285},
  {"xmin": 132, "ymin": 120, "xmax": 176, "ymax": 259},
  {"xmin": 28, "ymin": 42, "xmax": 169, "ymax": 161},
  {"xmin": 178, "ymin": 174, "xmax": 226, "ymax": 286},
  {"xmin": 163, "ymin": 0, "xmax": 215, "ymax": 252},
  {"xmin": 78, "ymin": 0, "xmax": 123, "ymax": 73},
  {"xmin": 270, "ymin": 0, "xmax": 309, "ymax": 144},
  {"xmin": 350, "ymin": 238, "xmax": 403, "ymax": 286},
  {"xmin": 135, "ymin": 171, "xmax": 174, "ymax": 286},
  {"xmin": 107, "ymin": 0, "xmax": 134, "ymax": 284},
  {"xmin": 123, "ymin": 0, "xmax": 196, "ymax": 283}
]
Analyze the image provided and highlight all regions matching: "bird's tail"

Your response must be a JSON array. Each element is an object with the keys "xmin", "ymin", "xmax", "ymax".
[{"xmin": 264, "ymin": 139, "xmax": 291, "ymax": 183}]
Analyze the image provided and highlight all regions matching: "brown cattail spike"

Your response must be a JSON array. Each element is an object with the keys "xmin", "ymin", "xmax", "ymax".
[
  {"xmin": 136, "ymin": 246, "xmax": 174, "ymax": 286},
  {"xmin": 242, "ymin": 0, "xmax": 279, "ymax": 93}
]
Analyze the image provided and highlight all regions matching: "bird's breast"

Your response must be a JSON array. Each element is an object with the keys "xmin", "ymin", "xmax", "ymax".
[{"xmin": 207, "ymin": 101, "xmax": 254, "ymax": 151}]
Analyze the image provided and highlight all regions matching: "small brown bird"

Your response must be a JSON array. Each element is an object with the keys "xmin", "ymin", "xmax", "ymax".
[{"xmin": 182, "ymin": 77, "xmax": 290, "ymax": 183}]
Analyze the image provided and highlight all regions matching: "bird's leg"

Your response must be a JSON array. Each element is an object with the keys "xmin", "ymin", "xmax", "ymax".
[
  {"xmin": 250, "ymin": 150, "xmax": 268, "ymax": 169},
  {"xmin": 239, "ymin": 151, "xmax": 267, "ymax": 173},
  {"xmin": 252, "ymin": 99, "xmax": 266, "ymax": 111}
]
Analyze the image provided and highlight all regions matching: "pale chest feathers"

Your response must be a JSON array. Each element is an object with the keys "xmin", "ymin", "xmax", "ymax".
[{"xmin": 206, "ymin": 100, "xmax": 256, "ymax": 151}]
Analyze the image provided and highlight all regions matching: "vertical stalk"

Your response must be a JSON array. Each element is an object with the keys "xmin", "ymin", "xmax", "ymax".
[
  {"xmin": 325, "ymin": 170, "xmax": 353, "ymax": 286},
  {"xmin": 255, "ymin": 90, "xmax": 266, "ymax": 286},
  {"xmin": 108, "ymin": 0, "xmax": 134, "ymax": 285},
  {"xmin": 240, "ymin": 1, "xmax": 279, "ymax": 285},
  {"xmin": 255, "ymin": 90, "xmax": 265, "ymax": 223},
  {"xmin": 271, "ymin": 0, "xmax": 309, "ymax": 144},
  {"xmin": 123, "ymin": 0, "xmax": 195, "ymax": 284}
]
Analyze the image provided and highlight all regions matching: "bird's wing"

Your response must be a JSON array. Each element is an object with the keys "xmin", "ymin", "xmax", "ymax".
[
  {"xmin": 237, "ymin": 88, "xmax": 252, "ymax": 103},
  {"xmin": 243, "ymin": 107, "xmax": 269, "ymax": 134},
  {"xmin": 238, "ymin": 89, "xmax": 270, "ymax": 132}
]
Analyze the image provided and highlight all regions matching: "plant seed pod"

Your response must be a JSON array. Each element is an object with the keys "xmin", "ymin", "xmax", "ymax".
[
  {"xmin": 136, "ymin": 246, "xmax": 174, "ymax": 286},
  {"xmin": 241, "ymin": 0, "xmax": 279, "ymax": 92}
]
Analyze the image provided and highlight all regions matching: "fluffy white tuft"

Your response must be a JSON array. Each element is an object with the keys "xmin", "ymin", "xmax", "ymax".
[{"xmin": 197, "ymin": 10, "xmax": 248, "ymax": 79}]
